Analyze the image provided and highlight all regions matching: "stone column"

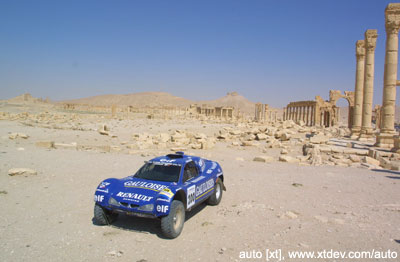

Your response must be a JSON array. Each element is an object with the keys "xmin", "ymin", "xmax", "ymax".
[
  {"xmin": 359, "ymin": 29, "xmax": 378, "ymax": 141},
  {"xmin": 351, "ymin": 40, "xmax": 366, "ymax": 138},
  {"xmin": 306, "ymin": 106, "xmax": 309, "ymax": 126},
  {"xmin": 377, "ymin": 3, "xmax": 400, "ymax": 148}
]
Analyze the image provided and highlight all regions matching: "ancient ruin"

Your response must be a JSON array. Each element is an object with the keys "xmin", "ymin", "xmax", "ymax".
[
  {"xmin": 284, "ymin": 90, "xmax": 354, "ymax": 127},
  {"xmin": 350, "ymin": 40, "xmax": 366, "ymax": 138},
  {"xmin": 254, "ymin": 103, "xmax": 278, "ymax": 123},
  {"xmin": 359, "ymin": 29, "xmax": 378, "ymax": 141}
]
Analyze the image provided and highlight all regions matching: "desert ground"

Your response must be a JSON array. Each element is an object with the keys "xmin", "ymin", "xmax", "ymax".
[{"xmin": 0, "ymin": 100, "xmax": 399, "ymax": 262}]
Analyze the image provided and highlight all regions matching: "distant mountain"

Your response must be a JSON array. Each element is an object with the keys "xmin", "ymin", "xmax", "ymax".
[
  {"xmin": 6, "ymin": 93, "xmax": 49, "ymax": 104},
  {"xmin": 61, "ymin": 92, "xmax": 194, "ymax": 108},
  {"xmin": 61, "ymin": 91, "xmax": 261, "ymax": 116}
]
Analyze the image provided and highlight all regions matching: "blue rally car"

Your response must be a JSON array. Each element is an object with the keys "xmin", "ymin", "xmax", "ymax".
[{"xmin": 93, "ymin": 152, "xmax": 225, "ymax": 238}]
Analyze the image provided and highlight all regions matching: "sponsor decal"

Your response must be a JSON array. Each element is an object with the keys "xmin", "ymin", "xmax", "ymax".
[
  {"xmin": 198, "ymin": 158, "xmax": 205, "ymax": 171},
  {"xmin": 159, "ymin": 188, "xmax": 174, "ymax": 198},
  {"xmin": 195, "ymin": 179, "xmax": 214, "ymax": 199},
  {"xmin": 156, "ymin": 205, "xmax": 169, "ymax": 213},
  {"xmin": 156, "ymin": 198, "xmax": 170, "ymax": 202},
  {"xmin": 190, "ymin": 175, "xmax": 205, "ymax": 183},
  {"xmin": 187, "ymin": 185, "xmax": 196, "ymax": 208},
  {"xmin": 96, "ymin": 188, "xmax": 109, "ymax": 193},
  {"xmin": 124, "ymin": 181, "xmax": 168, "ymax": 191},
  {"xmin": 116, "ymin": 192, "xmax": 153, "ymax": 202},
  {"xmin": 205, "ymin": 162, "xmax": 218, "ymax": 175},
  {"xmin": 99, "ymin": 182, "xmax": 110, "ymax": 189},
  {"xmin": 159, "ymin": 158, "xmax": 176, "ymax": 163},
  {"xmin": 94, "ymin": 195, "xmax": 104, "ymax": 202}
]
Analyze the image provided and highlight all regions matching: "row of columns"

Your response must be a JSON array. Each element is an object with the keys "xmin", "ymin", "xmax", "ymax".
[
  {"xmin": 350, "ymin": 30, "xmax": 378, "ymax": 140},
  {"xmin": 284, "ymin": 104, "xmax": 316, "ymax": 126},
  {"xmin": 351, "ymin": 3, "xmax": 400, "ymax": 148}
]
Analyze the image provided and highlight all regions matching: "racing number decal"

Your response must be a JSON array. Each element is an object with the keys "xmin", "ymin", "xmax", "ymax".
[{"xmin": 187, "ymin": 185, "xmax": 196, "ymax": 209}]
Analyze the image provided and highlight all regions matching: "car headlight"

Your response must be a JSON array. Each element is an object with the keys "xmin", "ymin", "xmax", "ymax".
[
  {"xmin": 137, "ymin": 204, "xmax": 154, "ymax": 212},
  {"xmin": 108, "ymin": 197, "xmax": 120, "ymax": 206}
]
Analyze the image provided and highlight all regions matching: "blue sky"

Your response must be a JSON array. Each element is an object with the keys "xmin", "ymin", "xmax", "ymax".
[{"xmin": 0, "ymin": 0, "xmax": 398, "ymax": 107}]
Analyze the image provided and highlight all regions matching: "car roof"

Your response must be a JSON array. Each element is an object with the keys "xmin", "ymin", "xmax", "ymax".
[{"xmin": 149, "ymin": 152, "xmax": 202, "ymax": 166}]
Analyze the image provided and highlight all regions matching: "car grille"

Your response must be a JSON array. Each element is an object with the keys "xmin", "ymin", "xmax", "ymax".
[{"xmin": 119, "ymin": 202, "xmax": 139, "ymax": 209}]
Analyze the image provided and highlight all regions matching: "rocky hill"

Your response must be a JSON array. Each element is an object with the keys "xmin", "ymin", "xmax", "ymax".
[
  {"xmin": 61, "ymin": 92, "xmax": 194, "ymax": 108},
  {"xmin": 61, "ymin": 91, "xmax": 260, "ymax": 116}
]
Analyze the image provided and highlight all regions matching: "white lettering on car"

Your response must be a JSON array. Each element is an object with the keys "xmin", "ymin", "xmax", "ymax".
[
  {"xmin": 116, "ymin": 192, "xmax": 153, "ymax": 202},
  {"xmin": 195, "ymin": 179, "xmax": 214, "ymax": 198},
  {"xmin": 124, "ymin": 181, "xmax": 168, "ymax": 191},
  {"xmin": 187, "ymin": 185, "xmax": 196, "ymax": 208},
  {"xmin": 156, "ymin": 205, "xmax": 169, "ymax": 213},
  {"xmin": 94, "ymin": 195, "xmax": 104, "ymax": 202}
]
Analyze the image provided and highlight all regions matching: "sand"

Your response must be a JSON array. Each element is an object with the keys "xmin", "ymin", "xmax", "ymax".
[{"xmin": 0, "ymin": 102, "xmax": 399, "ymax": 262}]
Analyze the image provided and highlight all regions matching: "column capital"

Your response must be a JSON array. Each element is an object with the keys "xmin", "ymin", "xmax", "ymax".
[
  {"xmin": 385, "ymin": 3, "xmax": 400, "ymax": 34},
  {"xmin": 356, "ymin": 40, "xmax": 365, "ymax": 59},
  {"xmin": 364, "ymin": 29, "xmax": 378, "ymax": 52}
]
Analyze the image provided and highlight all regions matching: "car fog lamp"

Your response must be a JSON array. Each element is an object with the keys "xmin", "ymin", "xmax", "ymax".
[{"xmin": 137, "ymin": 204, "xmax": 154, "ymax": 212}]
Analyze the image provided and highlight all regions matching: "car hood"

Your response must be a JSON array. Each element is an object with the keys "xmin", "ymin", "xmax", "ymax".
[{"xmin": 101, "ymin": 177, "xmax": 176, "ymax": 205}]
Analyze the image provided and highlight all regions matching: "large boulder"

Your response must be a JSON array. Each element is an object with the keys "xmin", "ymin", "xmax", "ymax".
[
  {"xmin": 362, "ymin": 156, "xmax": 380, "ymax": 166},
  {"xmin": 309, "ymin": 134, "xmax": 329, "ymax": 144}
]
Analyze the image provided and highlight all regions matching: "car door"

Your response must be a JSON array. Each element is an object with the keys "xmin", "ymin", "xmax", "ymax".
[
  {"xmin": 183, "ymin": 161, "xmax": 202, "ymax": 209},
  {"xmin": 183, "ymin": 161, "xmax": 214, "ymax": 209}
]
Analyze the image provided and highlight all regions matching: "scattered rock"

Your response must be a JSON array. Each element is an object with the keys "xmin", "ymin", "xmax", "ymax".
[
  {"xmin": 253, "ymin": 156, "xmax": 274, "ymax": 163},
  {"xmin": 8, "ymin": 168, "xmax": 37, "ymax": 176},
  {"xmin": 107, "ymin": 250, "xmax": 123, "ymax": 257},
  {"xmin": 310, "ymin": 134, "xmax": 329, "ymax": 144},
  {"xmin": 9, "ymin": 133, "xmax": 29, "ymax": 139},
  {"xmin": 279, "ymin": 211, "xmax": 299, "ymax": 219},
  {"xmin": 361, "ymin": 156, "xmax": 380, "ymax": 166},
  {"xmin": 35, "ymin": 141, "xmax": 55, "ymax": 149},
  {"xmin": 292, "ymin": 183, "xmax": 303, "ymax": 187},
  {"xmin": 279, "ymin": 155, "xmax": 300, "ymax": 163}
]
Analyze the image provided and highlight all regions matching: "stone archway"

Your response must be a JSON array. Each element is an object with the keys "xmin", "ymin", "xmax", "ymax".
[{"xmin": 329, "ymin": 90, "xmax": 355, "ymax": 128}]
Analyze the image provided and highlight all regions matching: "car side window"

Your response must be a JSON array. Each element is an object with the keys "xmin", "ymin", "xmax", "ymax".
[{"xmin": 183, "ymin": 161, "xmax": 199, "ymax": 183}]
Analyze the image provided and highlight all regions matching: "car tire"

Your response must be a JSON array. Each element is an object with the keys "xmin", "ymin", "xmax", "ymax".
[
  {"xmin": 161, "ymin": 200, "xmax": 185, "ymax": 239},
  {"xmin": 206, "ymin": 179, "xmax": 223, "ymax": 206},
  {"xmin": 94, "ymin": 204, "xmax": 118, "ymax": 225}
]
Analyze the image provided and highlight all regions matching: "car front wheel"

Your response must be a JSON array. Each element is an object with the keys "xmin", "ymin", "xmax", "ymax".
[
  {"xmin": 93, "ymin": 204, "xmax": 118, "ymax": 225},
  {"xmin": 161, "ymin": 200, "xmax": 185, "ymax": 238}
]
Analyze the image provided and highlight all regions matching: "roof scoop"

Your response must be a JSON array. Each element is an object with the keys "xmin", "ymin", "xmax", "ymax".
[{"xmin": 166, "ymin": 152, "xmax": 184, "ymax": 158}]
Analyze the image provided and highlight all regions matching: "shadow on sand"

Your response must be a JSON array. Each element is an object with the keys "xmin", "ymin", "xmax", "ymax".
[{"xmin": 92, "ymin": 202, "xmax": 207, "ymax": 239}]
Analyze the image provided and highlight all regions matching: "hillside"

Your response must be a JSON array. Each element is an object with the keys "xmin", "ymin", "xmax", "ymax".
[
  {"xmin": 61, "ymin": 92, "xmax": 194, "ymax": 108},
  {"xmin": 199, "ymin": 92, "xmax": 256, "ymax": 115}
]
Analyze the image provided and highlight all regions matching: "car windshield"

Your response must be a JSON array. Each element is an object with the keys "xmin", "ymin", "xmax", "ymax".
[{"xmin": 134, "ymin": 162, "xmax": 181, "ymax": 182}]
